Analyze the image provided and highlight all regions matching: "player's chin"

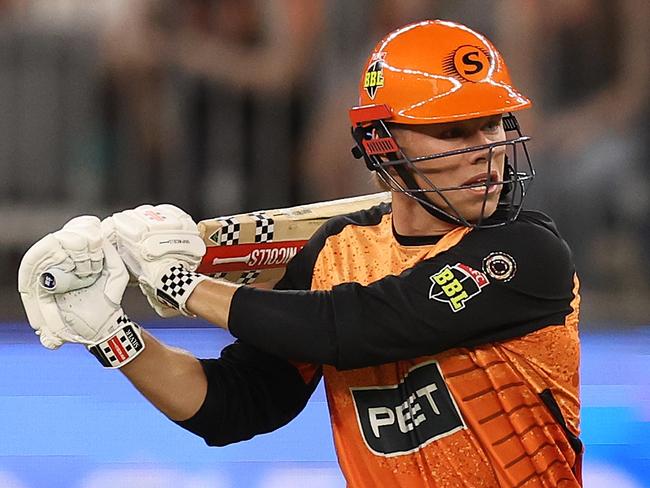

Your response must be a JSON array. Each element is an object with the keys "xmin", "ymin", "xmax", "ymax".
[{"xmin": 446, "ymin": 193, "xmax": 501, "ymax": 222}]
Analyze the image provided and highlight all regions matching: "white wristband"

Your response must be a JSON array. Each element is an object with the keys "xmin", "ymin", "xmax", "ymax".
[{"xmin": 87, "ymin": 316, "xmax": 145, "ymax": 368}]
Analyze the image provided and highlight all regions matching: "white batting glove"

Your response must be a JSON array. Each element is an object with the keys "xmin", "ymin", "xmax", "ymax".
[
  {"xmin": 55, "ymin": 241, "xmax": 145, "ymax": 368},
  {"xmin": 18, "ymin": 217, "xmax": 145, "ymax": 368},
  {"xmin": 18, "ymin": 216, "xmax": 105, "ymax": 348},
  {"xmin": 102, "ymin": 204, "xmax": 208, "ymax": 317}
]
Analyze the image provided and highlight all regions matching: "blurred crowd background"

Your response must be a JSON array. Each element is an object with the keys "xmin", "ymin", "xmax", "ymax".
[
  {"xmin": 0, "ymin": 0, "xmax": 649, "ymax": 326},
  {"xmin": 0, "ymin": 2, "xmax": 649, "ymax": 487}
]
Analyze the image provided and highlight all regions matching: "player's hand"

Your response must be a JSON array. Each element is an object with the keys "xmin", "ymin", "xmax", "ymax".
[
  {"xmin": 18, "ymin": 217, "xmax": 145, "ymax": 367},
  {"xmin": 54, "ymin": 241, "xmax": 145, "ymax": 368},
  {"xmin": 18, "ymin": 216, "xmax": 105, "ymax": 348},
  {"xmin": 102, "ymin": 204, "xmax": 208, "ymax": 317}
]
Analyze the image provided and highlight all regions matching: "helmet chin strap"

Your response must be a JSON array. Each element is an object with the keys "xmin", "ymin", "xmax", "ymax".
[
  {"xmin": 392, "ymin": 164, "xmax": 468, "ymax": 227},
  {"xmin": 359, "ymin": 121, "xmax": 469, "ymax": 227}
]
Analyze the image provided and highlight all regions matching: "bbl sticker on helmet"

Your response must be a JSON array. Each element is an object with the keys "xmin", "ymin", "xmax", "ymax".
[
  {"xmin": 429, "ymin": 263, "xmax": 489, "ymax": 312},
  {"xmin": 364, "ymin": 53, "xmax": 385, "ymax": 99},
  {"xmin": 482, "ymin": 252, "xmax": 516, "ymax": 282},
  {"xmin": 442, "ymin": 45, "xmax": 491, "ymax": 83}
]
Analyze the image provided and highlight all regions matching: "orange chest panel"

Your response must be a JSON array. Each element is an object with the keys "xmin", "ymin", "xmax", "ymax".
[
  {"xmin": 311, "ymin": 214, "xmax": 470, "ymax": 290},
  {"xmin": 308, "ymin": 216, "xmax": 581, "ymax": 487}
]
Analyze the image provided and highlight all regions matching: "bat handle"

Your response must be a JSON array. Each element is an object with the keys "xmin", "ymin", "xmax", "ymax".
[{"xmin": 39, "ymin": 268, "xmax": 100, "ymax": 294}]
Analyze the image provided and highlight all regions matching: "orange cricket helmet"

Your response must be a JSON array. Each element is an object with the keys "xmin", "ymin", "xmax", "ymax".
[
  {"xmin": 350, "ymin": 19, "xmax": 531, "ymax": 125},
  {"xmin": 349, "ymin": 20, "xmax": 535, "ymax": 228}
]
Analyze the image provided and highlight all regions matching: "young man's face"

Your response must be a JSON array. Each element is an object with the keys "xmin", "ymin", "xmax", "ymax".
[{"xmin": 389, "ymin": 115, "xmax": 507, "ymax": 223}]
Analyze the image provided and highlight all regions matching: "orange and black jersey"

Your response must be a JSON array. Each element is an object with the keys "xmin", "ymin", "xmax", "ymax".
[{"xmin": 178, "ymin": 203, "xmax": 582, "ymax": 487}]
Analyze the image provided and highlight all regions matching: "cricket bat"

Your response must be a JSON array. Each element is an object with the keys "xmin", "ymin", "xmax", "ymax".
[
  {"xmin": 196, "ymin": 192, "xmax": 391, "ymax": 284},
  {"xmin": 38, "ymin": 192, "xmax": 391, "ymax": 293}
]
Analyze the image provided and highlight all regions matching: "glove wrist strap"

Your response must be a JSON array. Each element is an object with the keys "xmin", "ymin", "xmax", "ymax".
[
  {"xmin": 87, "ymin": 316, "xmax": 145, "ymax": 368},
  {"xmin": 155, "ymin": 265, "xmax": 209, "ymax": 317}
]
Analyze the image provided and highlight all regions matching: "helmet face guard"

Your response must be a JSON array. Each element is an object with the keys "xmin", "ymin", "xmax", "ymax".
[
  {"xmin": 349, "ymin": 20, "xmax": 535, "ymax": 228},
  {"xmin": 351, "ymin": 108, "xmax": 534, "ymax": 228}
]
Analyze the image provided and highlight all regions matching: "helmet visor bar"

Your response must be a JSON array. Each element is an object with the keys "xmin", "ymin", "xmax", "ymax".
[
  {"xmin": 370, "ymin": 124, "xmax": 534, "ymax": 228},
  {"xmin": 377, "ymin": 136, "xmax": 531, "ymax": 169}
]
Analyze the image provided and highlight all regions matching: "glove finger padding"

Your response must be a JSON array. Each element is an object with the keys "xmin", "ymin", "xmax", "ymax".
[
  {"xmin": 18, "ymin": 235, "xmax": 72, "ymax": 294},
  {"xmin": 18, "ymin": 234, "xmax": 75, "ymax": 348},
  {"xmin": 56, "ymin": 216, "xmax": 104, "ymax": 278},
  {"xmin": 54, "ymin": 241, "xmax": 129, "ymax": 345},
  {"xmin": 105, "ymin": 204, "xmax": 206, "ymax": 317},
  {"xmin": 111, "ymin": 204, "xmax": 205, "ymax": 263},
  {"xmin": 102, "ymin": 216, "xmax": 139, "ymax": 287},
  {"xmin": 102, "ymin": 240, "xmax": 130, "ymax": 306},
  {"xmin": 22, "ymin": 293, "xmax": 66, "ymax": 349}
]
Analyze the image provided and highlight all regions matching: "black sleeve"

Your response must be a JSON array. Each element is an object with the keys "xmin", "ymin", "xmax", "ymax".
[
  {"xmin": 228, "ymin": 213, "xmax": 577, "ymax": 369},
  {"xmin": 174, "ymin": 341, "xmax": 321, "ymax": 446},
  {"xmin": 173, "ymin": 211, "xmax": 336, "ymax": 445}
]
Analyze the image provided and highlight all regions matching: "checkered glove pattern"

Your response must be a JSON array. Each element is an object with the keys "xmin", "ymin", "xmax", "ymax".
[{"xmin": 153, "ymin": 264, "xmax": 209, "ymax": 317}]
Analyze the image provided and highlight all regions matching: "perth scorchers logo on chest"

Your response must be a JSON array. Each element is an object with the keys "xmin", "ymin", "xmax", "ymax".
[{"xmin": 429, "ymin": 263, "xmax": 489, "ymax": 312}]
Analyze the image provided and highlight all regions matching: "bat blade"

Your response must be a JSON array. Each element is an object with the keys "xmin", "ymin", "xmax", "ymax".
[{"xmin": 196, "ymin": 192, "xmax": 390, "ymax": 283}]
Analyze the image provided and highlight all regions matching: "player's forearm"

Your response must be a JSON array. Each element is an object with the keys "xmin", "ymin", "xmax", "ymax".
[
  {"xmin": 119, "ymin": 330, "xmax": 208, "ymax": 421},
  {"xmin": 186, "ymin": 279, "xmax": 242, "ymax": 329},
  {"xmin": 186, "ymin": 280, "xmax": 340, "ymax": 364}
]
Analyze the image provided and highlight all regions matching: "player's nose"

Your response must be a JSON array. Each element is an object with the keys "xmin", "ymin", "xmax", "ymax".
[{"xmin": 467, "ymin": 133, "xmax": 492, "ymax": 165}]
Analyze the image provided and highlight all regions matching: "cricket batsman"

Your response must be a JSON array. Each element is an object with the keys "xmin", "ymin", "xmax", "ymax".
[{"xmin": 18, "ymin": 20, "xmax": 582, "ymax": 487}]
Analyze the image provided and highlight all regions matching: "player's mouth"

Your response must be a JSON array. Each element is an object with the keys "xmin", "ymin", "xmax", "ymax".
[{"xmin": 462, "ymin": 171, "xmax": 501, "ymax": 194}]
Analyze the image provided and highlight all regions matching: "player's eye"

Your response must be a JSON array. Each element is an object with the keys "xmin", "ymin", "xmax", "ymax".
[
  {"xmin": 438, "ymin": 127, "xmax": 465, "ymax": 139},
  {"xmin": 482, "ymin": 119, "xmax": 502, "ymax": 132}
]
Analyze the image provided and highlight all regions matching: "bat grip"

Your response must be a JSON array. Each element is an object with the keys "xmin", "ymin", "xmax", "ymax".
[{"xmin": 39, "ymin": 268, "xmax": 100, "ymax": 294}]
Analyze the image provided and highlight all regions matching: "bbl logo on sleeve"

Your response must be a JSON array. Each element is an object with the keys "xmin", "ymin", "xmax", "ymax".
[
  {"xmin": 364, "ymin": 53, "xmax": 385, "ymax": 99},
  {"xmin": 429, "ymin": 263, "xmax": 489, "ymax": 312},
  {"xmin": 351, "ymin": 360, "xmax": 466, "ymax": 457}
]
